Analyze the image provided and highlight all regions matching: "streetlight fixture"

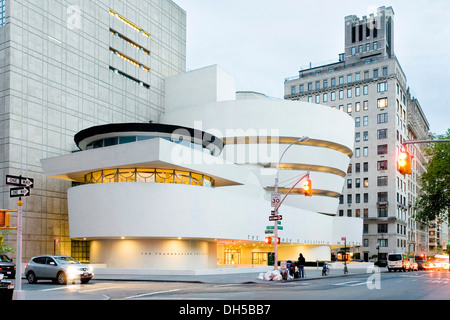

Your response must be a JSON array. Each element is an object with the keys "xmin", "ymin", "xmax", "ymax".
[{"xmin": 272, "ymin": 136, "xmax": 309, "ymax": 270}]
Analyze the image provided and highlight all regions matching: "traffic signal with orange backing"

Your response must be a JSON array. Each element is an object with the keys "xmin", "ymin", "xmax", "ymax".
[
  {"xmin": 303, "ymin": 178, "xmax": 312, "ymax": 196},
  {"xmin": 0, "ymin": 210, "xmax": 11, "ymax": 229},
  {"xmin": 265, "ymin": 237, "xmax": 272, "ymax": 245},
  {"xmin": 397, "ymin": 151, "xmax": 412, "ymax": 175}
]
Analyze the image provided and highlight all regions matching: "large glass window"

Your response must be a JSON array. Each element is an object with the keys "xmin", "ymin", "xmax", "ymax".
[
  {"xmin": 85, "ymin": 169, "xmax": 214, "ymax": 187},
  {"xmin": 0, "ymin": 0, "xmax": 5, "ymax": 27}
]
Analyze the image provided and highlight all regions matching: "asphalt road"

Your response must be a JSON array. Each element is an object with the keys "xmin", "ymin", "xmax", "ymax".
[{"xmin": 15, "ymin": 270, "xmax": 450, "ymax": 301}]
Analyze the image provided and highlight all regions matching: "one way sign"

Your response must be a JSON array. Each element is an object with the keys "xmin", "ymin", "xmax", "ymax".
[
  {"xmin": 10, "ymin": 187, "xmax": 31, "ymax": 198},
  {"xmin": 6, "ymin": 175, "xmax": 34, "ymax": 188}
]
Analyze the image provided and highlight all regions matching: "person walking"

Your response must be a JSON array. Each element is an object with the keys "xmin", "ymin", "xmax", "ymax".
[{"xmin": 297, "ymin": 253, "xmax": 306, "ymax": 278}]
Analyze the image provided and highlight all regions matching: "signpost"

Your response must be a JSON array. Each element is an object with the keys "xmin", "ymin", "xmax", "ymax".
[
  {"xmin": 5, "ymin": 175, "xmax": 33, "ymax": 300},
  {"xmin": 269, "ymin": 215, "xmax": 282, "ymax": 222}
]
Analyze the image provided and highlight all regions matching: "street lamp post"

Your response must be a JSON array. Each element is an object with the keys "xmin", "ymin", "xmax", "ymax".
[{"xmin": 272, "ymin": 136, "xmax": 309, "ymax": 270}]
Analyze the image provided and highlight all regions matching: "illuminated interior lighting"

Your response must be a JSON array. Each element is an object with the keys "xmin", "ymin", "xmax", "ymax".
[
  {"xmin": 110, "ymin": 8, "xmax": 151, "ymax": 39},
  {"xmin": 110, "ymin": 47, "xmax": 150, "ymax": 72}
]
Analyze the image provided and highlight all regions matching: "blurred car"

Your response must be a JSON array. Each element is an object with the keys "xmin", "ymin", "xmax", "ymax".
[
  {"xmin": 417, "ymin": 259, "xmax": 427, "ymax": 270},
  {"xmin": 374, "ymin": 259, "xmax": 387, "ymax": 267},
  {"xmin": 387, "ymin": 253, "xmax": 410, "ymax": 272},
  {"xmin": 0, "ymin": 254, "xmax": 16, "ymax": 279},
  {"xmin": 409, "ymin": 259, "xmax": 418, "ymax": 271},
  {"xmin": 25, "ymin": 255, "xmax": 93, "ymax": 285}
]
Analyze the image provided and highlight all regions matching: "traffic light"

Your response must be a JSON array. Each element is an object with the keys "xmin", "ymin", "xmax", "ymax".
[
  {"xmin": 397, "ymin": 150, "xmax": 412, "ymax": 175},
  {"xmin": 265, "ymin": 237, "xmax": 272, "ymax": 244},
  {"xmin": 303, "ymin": 178, "xmax": 312, "ymax": 197},
  {"xmin": 0, "ymin": 210, "xmax": 11, "ymax": 229}
]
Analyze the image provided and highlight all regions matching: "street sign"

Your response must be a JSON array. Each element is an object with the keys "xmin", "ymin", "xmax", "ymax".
[
  {"xmin": 269, "ymin": 215, "xmax": 283, "ymax": 221},
  {"xmin": 266, "ymin": 226, "xmax": 275, "ymax": 230},
  {"xmin": 265, "ymin": 230, "xmax": 274, "ymax": 234},
  {"xmin": 6, "ymin": 175, "xmax": 34, "ymax": 188},
  {"xmin": 271, "ymin": 192, "xmax": 281, "ymax": 208},
  {"xmin": 9, "ymin": 187, "xmax": 30, "ymax": 198},
  {"xmin": 277, "ymin": 226, "xmax": 284, "ymax": 230}
]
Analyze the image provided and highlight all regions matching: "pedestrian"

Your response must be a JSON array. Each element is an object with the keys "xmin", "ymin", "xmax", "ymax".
[{"xmin": 297, "ymin": 253, "xmax": 306, "ymax": 278}]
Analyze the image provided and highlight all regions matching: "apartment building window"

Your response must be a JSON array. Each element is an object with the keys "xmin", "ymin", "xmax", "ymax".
[
  {"xmin": 363, "ymin": 131, "xmax": 369, "ymax": 141},
  {"xmin": 323, "ymin": 93, "xmax": 328, "ymax": 102},
  {"xmin": 359, "ymin": 45, "xmax": 363, "ymax": 54},
  {"xmin": 378, "ymin": 208, "xmax": 388, "ymax": 217},
  {"xmin": 339, "ymin": 195, "xmax": 344, "ymax": 204},
  {"xmin": 363, "ymin": 162, "xmax": 368, "ymax": 172},
  {"xmin": 356, "ymin": 194, "xmax": 361, "ymax": 203},
  {"xmin": 364, "ymin": 177, "xmax": 369, "ymax": 187},
  {"xmin": 339, "ymin": 76, "xmax": 344, "ymax": 85},
  {"xmin": 355, "ymin": 132, "xmax": 361, "ymax": 142},
  {"xmin": 377, "ymin": 144, "xmax": 388, "ymax": 155},
  {"xmin": 355, "ymin": 102, "xmax": 361, "ymax": 112},
  {"xmin": 374, "ymin": 42, "xmax": 378, "ymax": 50},
  {"xmin": 355, "ymin": 178, "xmax": 361, "ymax": 188},
  {"xmin": 373, "ymin": 69, "xmax": 379, "ymax": 78},
  {"xmin": 382, "ymin": 66, "xmax": 388, "ymax": 76},
  {"xmin": 308, "ymin": 96, "xmax": 313, "ymax": 102},
  {"xmin": 363, "ymin": 224, "xmax": 368, "ymax": 234},
  {"xmin": 300, "ymin": 84, "xmax": 304, "ymax": 93},
  {"xmin": 377, "ymin": 176, "xmax": 388, "ymax": 186},
  {"xmin": 355, "ymin": 72, "xmax": 361, "ymax": 81},
  {"xmin": 366, "ymin": 43, "xmax": 371, "ymax": 52},
  {"xmin": 364, "ymin": 239, "xmax": 369, "ymax": 247},
  {"xmin": 355, "ymin": 87, "xmax": 361, "ymax": 96},
  {"xmin": 355, "ymin": 209, "xmax": 361, "ymax": 218},
  {"xmin": 347, "ymin": 179, "xmax": 352, "ymax": 189},
  {"xmin": 363, "ymin": 116, "xmax": 368, "ymax": 126},
  {"xmin": 378, "ymin": 192, "xmax": 388, "ymax": 203},
  {"xmin": 347, "ymin": 88, "xmax": 352, "ymax": 98},
  {"xmin": 377, "ymin": 82, "xmax": 388, "ymax": 93},
  {"xmin": 315, "ymin": 95, "xmax": 320, "ymax": 104},
  {"xmin": 347, "ymin": 103, "xmax": 352, "ymax": 113},
  {"xmin": 0, "ymin": 0, "xmax": 5, "ymax": 27},
  {"xmin": 364, "ymin": 193, "xmax": 369, "ymax": 203},
  {"xmin": 339, "ymin": 210, "xmax": 344, "ymax": 216},
  {"xmin": 347, "ymin": 194, "xmax": 352, "ymax": 204},
  {"xmin": 363, "ymin": 100, "xmax": 369, "ymax": 110},
  {"xmin": 355, "ymin": 148, "xmax": 360, "ymax": 158},
  {"xmin": 363, "ymin": 85, "xmax": 369, "ymax": 95},
  {"xmin": 355, "ymin": 117, "xmax": 360, "ymax": 127},
  {"xmin": 291, "ymin": 86, "xmax": 296, "ymax": 95},
  {"xmin": 363, "ymin": 147, "xmax": 368, "ymax": 157},
  {"xmin": 364, "ymin": 208, "xmax": 369, "ymax": 218},
  {"xmin": 378, "ymin": 224, "xmax": 388, "ymax": 233},
  {"xmin": 314, "ymin": 81, "xmax": 319, "ymax": 90},
  {"xmin": 308, "ymin": 83, "xmax": 312, "ymax": 91},
  {"xmin": 377, "ymin": 113, "xmax": 388, "ymax": 124},
  {"xmin": 377, "ymin": 129, "xmax": 387, "ymax": 139},
  {"xmin": 323, "ymin": 80, "xmax": 328, "ymax": 88},
  {"xmin": 331, "ymin": 78, "xmax": 336, "ymax": 87},
  {"xmin": 347, "ymin": 75, "xmax": 352, "ymax": 83},
  {"xmin": 377, "ymin": 160, "xmax": 388, "ymax": 171},
  {"xmin": 339, "ymin": 90, "xmax": 344, "ymax": 99},
  {"xmin": 378, "ymin": 239, "xmax": 388, "ymax": 247},
  {"xmin": 377, "ymin": 97, "xmax": 388, "ymax": 108},
  {"xmin": 331, "ymin": 91, "xmax": 336, "ymax": 101},
  {"xmin": 355, "ymin": 163, "xmax": 361, "ymax": 173}
]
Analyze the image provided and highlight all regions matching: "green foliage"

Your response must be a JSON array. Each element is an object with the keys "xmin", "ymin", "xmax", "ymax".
[
  {"xmin": 414, "ymin": 129, "xmax": 450, "ymax": 222},
  {"xmin": 0, "ymin": 231, "xmax": 15, "ymax": 255}
]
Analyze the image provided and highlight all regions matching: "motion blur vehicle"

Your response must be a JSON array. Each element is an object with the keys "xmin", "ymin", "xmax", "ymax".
[
  {"xmin": 0, "ymin": 254, "xmax": 15, "ymax": 279},
  {"xmin": 387, "ymin": 253, "xmax": 410, "ymax": 272},
  {"xmin": 415, "ymin": 254, "xmax": 427, "ymax": 270},
  {"xmin": 409, "ymin": 259, "xmax": 418, "ymax": 271},
  {"xmin": 25, "ymin": 255, "xmax": 93, "ymax": 285}
]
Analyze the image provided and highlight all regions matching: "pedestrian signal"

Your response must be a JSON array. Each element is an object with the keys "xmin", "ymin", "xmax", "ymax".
[{"xmin": 303, "ymin": 178, "xmax": 312, "ymax": 197}]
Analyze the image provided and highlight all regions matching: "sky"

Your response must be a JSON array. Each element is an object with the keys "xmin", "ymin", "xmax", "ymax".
[{"xmin": 173, "ymin": 0, "xmax": 450, "ymax": 136}]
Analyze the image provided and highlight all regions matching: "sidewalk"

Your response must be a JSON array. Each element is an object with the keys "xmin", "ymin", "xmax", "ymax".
[{"xmin": 92, "ymin": 264, "xmax": 385, "ymax": 284}]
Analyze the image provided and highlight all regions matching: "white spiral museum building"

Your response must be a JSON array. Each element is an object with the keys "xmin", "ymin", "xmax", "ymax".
[{"xmin": 41, "ymin": 65, "xmax": 362, "ymax": 271}]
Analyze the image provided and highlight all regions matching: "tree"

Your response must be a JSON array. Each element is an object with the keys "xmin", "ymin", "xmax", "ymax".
[
  {"xmin": 0, "ymin": 230, "xmax": 15, "ymax": 255},
  {"xmin": 414, "ymin": 129, "xmax": 450, "ymax": 223}
]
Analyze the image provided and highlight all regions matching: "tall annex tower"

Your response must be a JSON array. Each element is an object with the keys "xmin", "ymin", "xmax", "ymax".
[
  {"xmin": 0, "ymin": 0, "xmax": 186, "ymax": 261},
  {"xmin": 284, "ymin": 6, "xmax": 431, "ymax": 261}
]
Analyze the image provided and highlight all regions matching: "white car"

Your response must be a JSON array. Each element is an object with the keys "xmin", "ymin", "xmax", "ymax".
[{"xmin": 25, "ymin": 255, "xmax": 94, "ymax": 285}]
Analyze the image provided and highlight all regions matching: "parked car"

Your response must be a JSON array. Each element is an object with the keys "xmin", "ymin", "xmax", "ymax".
[
  {"xmin": 25, "ymin": 255, "xmax": 93, "ymax": 285},
  {"xmin": 0, "ymin": 254, "xmax": 16, "ymax": 279},
  {"xmin": 387, "ymin": 253, "xmax": 410, "ymax": 272},
  {"xmin": 409, "ymin": 259, "xmax": 419, "ymax": 271},
  {"xmin": 374, "ymin": 259, "xmax": 387, "ymax": 267}
]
